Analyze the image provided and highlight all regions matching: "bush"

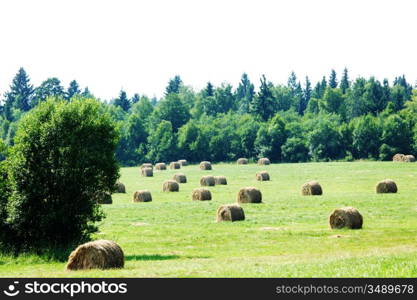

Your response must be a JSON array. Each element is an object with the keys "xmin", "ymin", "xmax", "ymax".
[{"xmin": 0, "ymin": 98, "xmax": 119, "ymax": 254}]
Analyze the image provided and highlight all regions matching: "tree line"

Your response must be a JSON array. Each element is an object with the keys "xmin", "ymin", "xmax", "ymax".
[{"xmin": 1, "ymin": 67, "xmax": 417, "ymax": 165}]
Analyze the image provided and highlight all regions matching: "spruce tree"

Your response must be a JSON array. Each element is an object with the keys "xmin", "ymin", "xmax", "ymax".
[
  {"xmin": 165, "ymin": 75, "xmax": 182, "ymax": 95},
  {"xmin": 66, "ymin": 80, "xmax": 81, "ymax": 100},
  {"xmin": 329, "ymin": 69, "xmax": 338, "ymax": 88},
  {"xmin": 114, "ymin": 90, "xmax": 131, "ymax": 111},
  {"xmin": 340, "ymin": 68, "xmax": 350, "ymax": 94},
  {"xmin": 250, "ymin": 75, "xmax": 275, "ymax": 121}
]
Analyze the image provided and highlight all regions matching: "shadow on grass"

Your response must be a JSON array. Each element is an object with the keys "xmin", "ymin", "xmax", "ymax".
[
  {"xmin": 125, "ymin": 254, "xmax": 211, "ymax": 261},
  {"xmin": 125, "ymin": 254, "xmax": 181, "ymax": 261}
]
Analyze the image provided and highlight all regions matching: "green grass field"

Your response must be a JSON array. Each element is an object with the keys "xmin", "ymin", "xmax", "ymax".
[{"xmin": 1, "ymin": 161, "xmax": 417, "ymax": 277}]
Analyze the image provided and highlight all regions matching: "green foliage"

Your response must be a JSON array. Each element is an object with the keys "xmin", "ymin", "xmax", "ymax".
[
  {"xmin": 350, "ymin": 115, "xmax": 381, "ymax": 159},
  {"xmin": 146, "ymin": 120, "xmax": 176, "ymax": 162},
  {"xmin": 113, "ymin": 90, "xmax": 131, "ymax": 112},
  {"xmin": 0, "ymin": 98, "xmax": 119, "ymax": 253},
  {"xmin": 154, "ymin": 93, "xmax": 190, "ymax": 131},
  {"xmin": 379, "ymin": 114, "xmax": 412, "ymax": 160}
]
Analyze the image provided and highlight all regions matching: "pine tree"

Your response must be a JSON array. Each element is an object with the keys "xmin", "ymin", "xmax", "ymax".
[
  {"xmin": 340, "ymin": 68, "xmax": 350, "ymax": 94},
  {"xmin": 66, "ymin": 80, "xmax": 81, "ymax": 100},
  {"xmin": 114, "ymin": 90, "xmax": 131, "ymax": 111},
  {"xmin": 203, "ymin": 82, "xmax": 214, "ymax": 97},
  {"xmin": 287, "ymin": 71, "xmax": 298, "ymax": 94},
  {"xmin": 300, "ymin": 76, "xmax": 312, "ymax": 115},
  {"xmin": 329, "ymin": 69, "xmax": 338, "ymax": 88},
  {"xmin": 81, "ymin": 87, "xmax": 93, "ymax": 98},
  {"xmin": 3, "ymin": 68, "xmax": 34, "ymax": 120},
  {"xmin": 165, "ymin": 75, "xmax": 182, "ymax": 95},
  {"xmin": 250, "ymin": 75, "xmax": 275, "ymax": 121}
]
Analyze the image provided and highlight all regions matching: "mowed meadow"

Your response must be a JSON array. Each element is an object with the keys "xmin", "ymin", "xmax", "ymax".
[{"xmin": 1, "ymin": 161, "xmax": 417, "ymax": 277}]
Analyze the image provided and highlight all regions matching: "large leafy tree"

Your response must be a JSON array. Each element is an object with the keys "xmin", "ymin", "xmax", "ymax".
[
  {"xmin": 32, "ymin": 77, "xmax": 65, "ymax": 107},
  {"xmin": 1, "ymin": 98, "xmax": 119, "ymax": 253},
  {"xmin": 146, "ymin": 120, "xmax": 176, "ymax": 162},
  {"xmin": 154, "ymin": 93, "xmax": 190, "ymax": 131}
]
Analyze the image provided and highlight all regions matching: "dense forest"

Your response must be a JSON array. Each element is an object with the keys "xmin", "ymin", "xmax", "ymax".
[{"xmin": 1, "ymin": 67, "xmax": 417, "ymax": 165}]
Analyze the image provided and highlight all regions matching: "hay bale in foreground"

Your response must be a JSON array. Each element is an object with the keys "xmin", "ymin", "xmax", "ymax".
[
  {"xmin": 237, "ymin": 158, "xmax": 248, "ymax": 165},
  {"xmin": 237, "ymin": 187, "xmax": 262, "ymax": 203},
  {"xmin": 256, "ymin": 171, "xmax": 270, "ymax": 181},
  {"xmin": 178, "ymin": 159, "xmax": 188, "ymax": 166},
  {"xmin": 192, "ymin": 188, "xmax": 212, "ymax": 201},
  {"xmin": 173, "ymin": 173, "xmax": 187, "ymax": 183},
  {"xmin": 133, "ymin": 190, "xmax": 152, "ymax": 202},
  {"xmin": 257, "ymin": 158, "xmax": 270, "ymax": 165},
  {"xmin": 329, "ymin": 207, "xmax": 363, "ymax": 229},
  {"xmin": 96, "ymin": 192, "xmax": 112, "ymax": 204},
  {"xmin": 141, "ymin": 163, "xmax": 153, "ymax": 169},
  {"xmin": 66, "ymin": 240, "xmax": 124, "ymax": 270},
  {"xmin": 214, "ymin": 176, "xmax": 227, "ymax": 185},
  {"xmin": 155, "ymin": 163, "xmax": 167, "ymax": 170},
  {"xmin": 169, "ymin": 162, "xmax": 181, "ymax": 169},
  {"xmin": 404, "ymin": 155, "xmax": 416, "ymax": 162},
  {"xmin": 376, "ymin": 179, "xmax": 397, "ymax": 193},
  {"xmin": 200, "ymin": 161, "xmax": 212, "ymax": 170},
  {"xmin": 301, "ymin": 181, "xmax": 323, "ymax": 195},
  {"xmin": 163, "ymin": 180, "xmax": 179, "ymax": 192},
  {"xmin": 216, "ymin": 204, "xmax": 245, "ymax": 222},
  {"xmin": 141, "ymin": 167, "xmax": 153, "ymax": 177},
  {"xmin": 200, "ymin": 175, "xmax": 215, "ymax": 186},
  {"xmin": 114, "ymin": 182, "xmax": 126, "ymax": 193}
]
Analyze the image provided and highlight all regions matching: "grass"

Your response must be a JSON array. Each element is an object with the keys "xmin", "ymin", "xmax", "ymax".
[{"xmin": 1, "ymin": 161, "xmax": 417, "ymax": 277}]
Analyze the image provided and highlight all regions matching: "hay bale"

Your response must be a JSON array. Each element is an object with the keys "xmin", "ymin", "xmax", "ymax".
[
  {"xmin": 96, "ymin": 191, "xmax": 112, "ymax": 204},
  {"xmin": 163, "ymin": 180, "xmax": 179, "ymax": 192},
  {"xmin": 141, "ymin": 163, "xmax": 153, "ymax": 169},
  {"xmin": 216, "ymin": 204, "xmax": 245, "ymax": 222},
  {"xmin": 200, "ymin": 175, "xmax": 215, "ymax": 186},
  {"xmin": 133, "ymin": 190, "xmax": 152, "ymax": 202},
  {"xmin": 237, "ymin": 187, "xmax": 262, "ymax": 203},
  {"xmin": 214, "ymin": 176, "xmax": 227, "ymax": 185},
  {"xmin": 141, "ymin": 167, "xmax": 153, "ymax": 177},
  {"xmin": 199, "ymin": 161, "xmax": 212, "ymax": 170},
  {"xmin": 113, "ymin": 182, "xmax": 126, "ymax": 193},
  {"xmin": 192, "ymin": 188, "xmax": 212, "ymax": 201},
  {"xmin": 155, "ymin": 162, "xmax": 167, "ymax": 170},
  {"xmin": 178, "ymin": 159, "xmax": 188, "ymax": 166},
  {"xmin": 257, "ymin": 158, "xmax": 270, "ymax": 165},
  {"xmin": 256, "ymin": 171, "xmax": 270, "ymax": 181},
  {"xmin": 392, "ymin": 153, "xmax": 405, "ymax": 162},
  {"xmin": 301, "ymin": 181, "xmax": 323, "ymax": 195},
  {"xmin": 329, "ymin": 207, "xmax": 363, "ymax": 229},
  {"xmin": 66, "ymin": 240, "xmax": 124, "ymax": 270},
  {"xmin": 173, "ymin": 173, "xmax": 187, "ymax": 183},
  {"xmin": 237, "ymin": 158, "xmax": 248, "ymax": 165},
  {"xmin": 404, "ymin": 155, "xmax": 416, "ymax": 162},
  {"xmin": 376, "ymin": 179, "xmax": 397, "ymax": 193},
  {"xmin": 169, "ymin": 161, "xmax": 181, "ymax": 169}
]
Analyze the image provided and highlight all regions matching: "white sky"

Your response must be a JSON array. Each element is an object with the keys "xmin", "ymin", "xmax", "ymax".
[{"xmin": 0, "ymin": 0, "xmax": 416, "ymax": 100}]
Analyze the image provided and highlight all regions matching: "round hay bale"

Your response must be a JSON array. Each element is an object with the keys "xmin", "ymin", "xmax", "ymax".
[
  {"xmin": 155, "ymin": 162, "xmax": 167, "ymax": 170},
  {"xmin": 329, "ymin": 207, "xmax": 363, "ymax": 229},
  {"xmin": 392, "ymin": 153, "xmax": 405, "ymax": 162},
  {"xmin": 257, "ymin": 158, "xmax": 270, "ymax": 165},
  {"xmin": 216, "ymin": 204, "xmax": 245, "ymax": 222},
  {"xmin": 178, "ymin": 159, "xmax": 188, "ymax": 166},
  {"xmin": 96, "ymin": 191, "xmax": 112, "ymax": 204},
  {"xmin": 163, "ymin": 180, "xmax": 179, "ymax": 192},
  {"xmin": 133, "ymin": 190, "xmax": 152, "ymax": 202},
  {"xmin": 376, "ymin": 179, "xmax": 397, "ymax": 193},
  {"xmin": 173, "ymin": 173, "xmax": 187, "ymax": 183},
  {"xmin": 214, "ymin": 176, "xmax": 227, "ymax": 185},
  {"xmin": 192, "ymin": 188, "xmax": 212, "ymax": 201},
  {"xmin": 169, "ymin": 161, "xmax": 181, "ymax": 169},
  {"xmin": 199, "ymin": 161, "xmax": 212, "ymax": 170},
  {"xmin": 66, "ymin": 240, "xmax": 124, "ymax": 270},
  {"xmin": 141, "ymin": 167, "xmax": 153, "ymax": 177},
  {"xmin": 113, "ymin": 181, "xmax": 126, "ymax": 193},
  {"xmin": 301, "ymin": 181, "xmax": 323, "ymax": 195},
  {"xmin": 200, "ymin": 175, "xmax": 215, "ymax": 186},
  {"xmin": 141, "ymin": 163, "xmax": 153, "ymax": 169},
  {"xmin": 256, "ymin": 171, "xmax": 270, "ymax": 181},
  {"xmin": 237, "ymin": 187, "xmax": 262, "ymax": 203},
  {"xmin": 404, "ymin": 155, "xmax": 415, "ymax": 162},
  {"xmin": 237, "ymin": 158, "xmax": 248, "ymax": 165}
]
